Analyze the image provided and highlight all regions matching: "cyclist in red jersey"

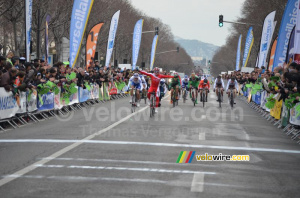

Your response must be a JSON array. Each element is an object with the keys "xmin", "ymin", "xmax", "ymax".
[{"xmin": 140, "ymin": 67, "xmax": 174, "ymax": 112}]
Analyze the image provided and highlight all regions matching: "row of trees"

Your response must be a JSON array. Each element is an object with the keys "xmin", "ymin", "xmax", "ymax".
[
  {"xmin": 211, "ymin": 0, "xmax": 287, "ymax": 75},
  {"xmin": 0, "ymin": 0, "xmax": 194, "ymax": 73}
]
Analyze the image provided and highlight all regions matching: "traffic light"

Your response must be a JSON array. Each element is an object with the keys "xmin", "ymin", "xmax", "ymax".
[
  {"xmin": 219, "ymin": 15, "xmax": 223, "ymax": 27},
  {"xmin": 208, "ymin": 60, "xmax": 211, "ymax": 65},
  {"xmin": 155, "ymin": 27, "xmax": 159, "ymax": 35},
  {"xmin": 177, "ymin": 47, "xmax": 179, "ymax": 53}
]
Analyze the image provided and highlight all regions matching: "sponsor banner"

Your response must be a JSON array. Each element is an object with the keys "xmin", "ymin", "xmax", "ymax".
[
  {"xmin": 258, "ymin": 11, "xmax": 276, "ymax": 68},
  {"xmin": 54, "ymin": 88, "xmax": 63, "ymax": 110},
  {"xmin": 45, "ymin": 15, "xmax": 51, "ymax": 62},
  {"xmin": 132, "ymin": 19, "xmax": 144, "ymax": 70},
  {"xmin": 281, "ymin": 103, "xmax": 290, "ymax": 127},
  {"xmin": 69, "ymin": 0, "xmax": 94, "ymax": 68},
  {"xmin": 25, "ymin": 0, "xmax": 33, "ymax": 61},
  {"xmin": 273, "ymin": 0, "xmax": 298, "ymax": 70},
  {"xmin": 286, "ymin": 26, "xmax": 296, "ymax": 64},
  {"xmin": 105, "ymin": 10, "xmax": 120, "ymax": 67},
  {"xmin": 150, "ymin": 35, "xmax": 159, "ymax": 70},
  {"xmin": 78, "ymin": 87, "xmax": 90, "ymax": 103},
  {"xmin": 37, "ymin": 92, "xmax": 55, "ymax": 111},
  {"xmin": 242, "ymin": 27, "xmax": 254, "ymax": 67},
  {"xmin": 290, "ymin": 103, "xmax": 300, "ymax": 125},
  {"xmin": 268, "ymin": 37, "xmax": 278, "ymax": 71},
  {"xmin": 86, "ymin": 22, "xmax": 104, "ymax": 69},
  {"xmin": 0, "ymin": 88, "xmax": 19, "ymax": 119},
  {"xmin": 293, "ymin": 0, "xmax": 300, "ymax": 63},
  {"xmin": 236, "ymin": 35, "xmax": 242, "ymax": 71},
  {"xmin": 91, "ymin": 84, "xmax": 99, "ymax": 99},
  {"xmin": 18, "ymin": 90, "xmax": 37, "ymax": 113}
]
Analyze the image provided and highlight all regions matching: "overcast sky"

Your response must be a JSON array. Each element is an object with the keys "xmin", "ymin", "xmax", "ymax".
[{"xmin": 130, "ymin": 0, "xmax": 246, "ymax": 47}]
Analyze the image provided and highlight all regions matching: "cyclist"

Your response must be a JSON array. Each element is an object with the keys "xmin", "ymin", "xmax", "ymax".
[
  {"xmin": 128, "ymin": 73, "xmax": 143, "ymax": 107},
  {"xmin": 188, "ymin": 73, "xmax": 200, "ymax": 104},
  {"xmin": 158, "ymin": 79, "xmax": 167, "ymax": 106},
  {"xmin": 226, "ymin": 77, "xmax": 239, "ymax": 104},
  {"xmin": 198, "ymin": 78, "xmax": 210, "ymax": 102},
  {"xmin": 169, "ymin": 72, "xmax": 181, "ymax": 104},
  {"xmin": 140, "ymin": 67, "xmax": 174, "ymax": 112},
  {"xmin": 213, "ymin": 75, "xmax": 225, "ymax": 102},
  {"xmin": 139, "ymin": 73, "xmax": 148, "ymax": 99},
  {"xmin": 181, "ymin": 75, "xmax": 189, "ymax": 100}
]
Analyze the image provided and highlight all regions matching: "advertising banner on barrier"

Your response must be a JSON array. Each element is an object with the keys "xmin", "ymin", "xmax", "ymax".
[
  {"xmin": 78, "ymin": 87, "xmax": 90, "ymax": 102},
  {"xmin": 281, "ymin": 103, "xmax": 290, "ymax": 127},
  {"xmin": 273, "ymin": 0, "xmax": 298, "ymax": 70},
  {"xmin": 91, "ymin": 84, "xmax": 99, "ymax": 99},
  {"xmin": 37, "ymin": 92, "xmax": 55, "ymax": 111},
  {"xmin": 54, "ymin": 88, "xmax": 63, "ymax": 110},
  {"xmin": 0, "ymin": 88, "xmax": 19, "ymax": 119},
  {"xmin": 18, "ymin": 90, "xmax": 37, "ymax": 113},
  {"xmin": 289, "ymin": 103, "xmax": 300, "ymax": 125},
  {"xmin": 69, "ymin": 0, "xmax": 94, "ymax": 68},
  {"xmin": 99, "ymin": 84, "xmax": 103, "ymax": 101}
]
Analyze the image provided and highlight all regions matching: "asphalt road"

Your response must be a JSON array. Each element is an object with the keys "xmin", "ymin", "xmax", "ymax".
[{"xmin": 0, "ymin": 91, "xmax": 299, "ymax": 198}]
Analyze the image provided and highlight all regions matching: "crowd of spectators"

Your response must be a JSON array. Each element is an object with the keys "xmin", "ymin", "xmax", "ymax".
[{"xmin": 222, "ymin": 63, "xmax": 300, "ymax": 104}]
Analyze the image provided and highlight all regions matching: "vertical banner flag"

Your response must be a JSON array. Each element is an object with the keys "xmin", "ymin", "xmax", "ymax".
[
  {"xmin": 268, "ymin": 37, "xmax": 278, "ymax": 72},
  {"xmin": 293, "ymin": 0, "xmax": 300, "ymax": 63},
  {"xmin": 86, "ymin": 22, "xmax": 104, "ymax": 69},
  {"xmin": 258, "ymin": 11, "xmax": 276, "ymax": 68},
  {"xmin": 105, "ymin": 10, "xmax": 120, "ymax": 67},
  {"xmin": 150, "ymin": 35, "xmax": 159, "ymax": 70},
  {"xmin": 132, "ymin": 19, "xmax": 144, "ymax": 70},
  {"xmin": 45, "ymin": 15, "xmax": 51, "ymax": 63},
  {"xmin": 242, "ymin": 27, "xmax": 254, "ymax": 67},
  {"xmin": 25, "ymin": 0, "xmax": 32, "ymax": 61},
  {"xmin": 236, "ymin": 35, "xmax": 242, "ymax": 71},
  {"xmin": 286, "ymin": 26, "xmax": 296, "ymax": 64},
  {"xmin": 273, "ymin": 0, "xmax": 298, "ymax": 71},
  {"xmin": 69, "ymin": 0, "xmax": 94, "ymax": 68}
]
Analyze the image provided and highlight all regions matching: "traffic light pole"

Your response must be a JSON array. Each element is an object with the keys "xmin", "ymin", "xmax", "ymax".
[{"xmin": 223, "ymin": 20, "xmax": 262, "ymax": 27}]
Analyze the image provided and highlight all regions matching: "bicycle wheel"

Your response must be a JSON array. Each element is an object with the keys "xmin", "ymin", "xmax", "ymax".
[
  {"xmin": 183, "ymin": 90, "xmax": 186, "ymax": 103},
  {"xmin": 152, "ymin": 94, "xmax": 156, "ymax": 115},
  {"xmin": 150, "ymin": 94, "xmax": 154, "ymax": 117},
  {"xmin": 144, "ymin": 91, "xmax": 147, "ymax": 104},
  {"xmin": 230, "ymin": 91, "xmax": 234, "ymax": 109},
  {"xmin": 218, "ymin": 90, "xmax": 221, "ymax": 108},
  {"xmin": 173, "ymin": 92, "xmax": 176, "ymax": 108},
  {"xmin": 131, "ymin": 93, "xmax": 136, "ymax": 113},
  {"xmin": 202, "ymin": 92, "xmax": 205, "ymax": 108}
]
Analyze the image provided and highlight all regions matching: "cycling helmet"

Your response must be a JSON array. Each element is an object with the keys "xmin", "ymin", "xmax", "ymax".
[
  {"xmin": 160, "ymin": 79, "xmax": 165, "ymax": 84},
  {"xmin": 217, "ymin": 75, "xmax": 221, "ymax": 78},
  {"xmin": 204, "ymin": 79, "xmax": 208, "ymax": 84},
  {"xmin": 133, "ymin": 73, "xmax": 139, "ymax": 78},
  {"xmin": 191, "ymin": 73, "xmax": 195, "ymax": 77},
  {"xmin": 174, "ymin": 72, "xmax": 179, "ymax": 77},
  {"xmin": 184, "ymin": 75, "xmax": 188, "ymax": 79}
]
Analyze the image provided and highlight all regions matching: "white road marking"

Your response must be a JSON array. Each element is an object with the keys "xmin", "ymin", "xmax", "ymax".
[
  {"xmin": 40, "ymin": 157, "xmax": 213, "ymax": 167},
  {"xmin": 2, "ymin": 139, "xmax": 300, "ymax": 154},
  {"xmin": 0, "ymin": 104, "xmax": 150, "ymax": 187},
  {"xmin": 191, "ymin": 173, "xmax": 204, "ymax": 192},
  {"xmin": 3, "ymin": 175, "xmax": 246, "ymax": 188},
  {"xmin": 34, "ymin": 164, "xmax": 216, "ymax": 175}
]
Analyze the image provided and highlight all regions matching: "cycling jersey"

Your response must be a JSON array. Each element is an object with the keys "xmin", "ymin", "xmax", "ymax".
[
  {"xmin": 169, "ymin": 78, "xmax": 181, "ymax": 89},
  {"xmin": 181, "ymin": 79, "xmax": 189, "ymax": 88},
  {"xmin": 213, "ymin": 78, "xmax": 225, "ymax": 89},
  {"xmin": 226, "ymin": 80, "xmax": 239, "ymax": 92},
  {"xmin": 198, "ymin": 79, "xmax": 210, "ymax": 89},
  {"xmin": 140, "ymin": 70, "xmax": 174, "ymax": 107},
  {"xmin": 129, "ymin": 76, "xmax": 143, "ymax": 91},
  {"xmin": 189, "ymin": 76, "xmax": 200, "ymax": 88}
]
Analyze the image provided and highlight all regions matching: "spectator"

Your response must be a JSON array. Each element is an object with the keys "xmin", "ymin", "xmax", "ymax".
[{"xmin": 1, "ymin": 66, "xmax": 17, "ymax": 92}]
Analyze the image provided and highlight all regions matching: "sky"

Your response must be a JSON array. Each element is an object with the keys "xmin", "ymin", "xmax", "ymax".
[{"xmin": 130, "ymin": 0, "xmax": 246, "ymax": 47}]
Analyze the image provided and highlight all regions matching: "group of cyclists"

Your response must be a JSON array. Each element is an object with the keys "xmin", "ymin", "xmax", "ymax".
[{"xmin": 128, "ymin": 67, "xmax": 239, "ymax": 113}]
